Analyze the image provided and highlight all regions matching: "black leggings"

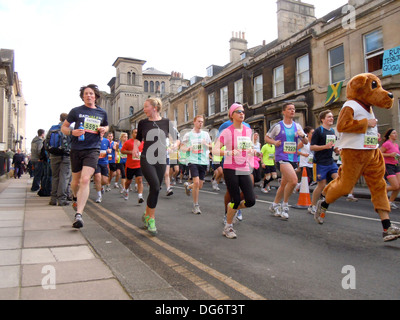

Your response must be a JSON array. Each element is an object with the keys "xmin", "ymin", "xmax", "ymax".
[
  {"xmin": 223, "ymin": 168, "xmax": 256, "ymax": 210},
  {"xmin": 140, "ymin": 157, "xmax": 166, "ymax": 209}
]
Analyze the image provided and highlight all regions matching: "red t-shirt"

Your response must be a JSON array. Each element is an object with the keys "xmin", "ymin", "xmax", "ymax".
[{"xmin": 121, "ymin": 139, "xmax": 144, "ymax": 169}]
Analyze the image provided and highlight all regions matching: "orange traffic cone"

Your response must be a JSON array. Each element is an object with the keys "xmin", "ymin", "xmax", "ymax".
[{"xmin": 293, "ymin": 167, "xmax": 312, "ymax": 209}]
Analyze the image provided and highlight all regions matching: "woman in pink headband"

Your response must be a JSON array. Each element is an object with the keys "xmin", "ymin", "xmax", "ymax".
[{"xmin": 213, "ymin": 103, "xmax": 256, "ymax": 239}]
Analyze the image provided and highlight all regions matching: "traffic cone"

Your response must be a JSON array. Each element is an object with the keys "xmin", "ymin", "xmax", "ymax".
[{"xmin": 293, "ymin": 167, "xmax": 312, "ymax": 209}]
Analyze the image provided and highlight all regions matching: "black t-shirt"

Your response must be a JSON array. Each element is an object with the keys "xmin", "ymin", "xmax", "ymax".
[
  {"xmin": 311, "ymin": 126, "xmax": 336, "ymax": 165},
  {"xmin": 136, "ymin": 118, "xmax": 172, "ymax": 162},
  {"xmin": 67, "ymin": 105, "xmax": 108, "ymax": 151}
]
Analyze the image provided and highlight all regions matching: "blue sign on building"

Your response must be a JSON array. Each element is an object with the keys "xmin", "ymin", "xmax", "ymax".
[{"xmin": 383, "ymin": 46, "xmax": 400, "ymax": 77}]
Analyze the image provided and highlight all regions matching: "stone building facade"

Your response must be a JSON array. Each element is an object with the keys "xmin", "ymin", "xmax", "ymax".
[{"xmin": 0, "ymin": 49, "xmax": 27, "ymax": 153}]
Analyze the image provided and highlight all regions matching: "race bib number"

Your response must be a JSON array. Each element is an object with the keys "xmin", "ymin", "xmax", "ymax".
[
  {"xmin": 283, "ymin": 141, "xmax": 296, "ymax": 154},
  {"xmin": 191, "ymin": 138, "xmax": 203, "ymax": 154},
  {"xmin": 99, "ymin": 150, "xmax": 106, "ymax": 159},
  {"xmin": 364, "ymin": 134, "xmax": 378, "ymax": 148},
  {"xmin": 84, "ymin": 117, "xmax": 101, "ymax": 133},
  {"xmin": 237, "ymin": 136, "xmax": 252, "ymax": 151},
  {"xmin": 308, "ymin": 154, "xmax": 313, "ymax": 164},
  {"xmin": 132, "ymin": 152, "xmax": 141, "ymax": 160},
  {"xmin": 326, "ymin": 135, "xmax": 336, "ymax": 145}
]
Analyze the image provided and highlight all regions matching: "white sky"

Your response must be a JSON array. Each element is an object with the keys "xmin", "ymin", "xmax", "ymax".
[{"xmin": 0, "ymin": 0, "xmax": 347, "ymax": 152}]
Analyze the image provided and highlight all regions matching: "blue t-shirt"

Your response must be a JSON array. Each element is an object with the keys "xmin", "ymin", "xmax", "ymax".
[
  {"xmin": 217, "ymin": 120, "xmax": 250, "ymax": 137},
  {"xmin": 67, "ymin": 105, "xmax": 108, "ymax": 151},
  {"xmin": 98, "ymin": 138, "xmax": 111, "ymax": 165}
]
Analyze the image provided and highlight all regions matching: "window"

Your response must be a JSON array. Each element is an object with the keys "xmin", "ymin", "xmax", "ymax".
[
  {"xmin": 193, "ymin": 99, "xmax": 198, "ymax": 118},
  {"xmin": 174, "ymin": 109, "xmax": 178, "ymax": 125},
  {"xmin": 364, "ymin": 29, "xmax": 383, "ymax": 72},
  {"xmin": 273, "ymin": 65, "xmax": 284, "ymax": 97},
  {"xmin": 129, "ymin": 106, "xmax": 134, "ymax": 115},
  {"xmin": 296, "ymin": 54, "xmax": 310, "ymax": 89},
  {"xmin": 144, "ymin": 81, "xmax": 148, "ymax": 92},
  {"xmin": 234, "ymin": 79, "xmax": 243, "ymax": 103},
  {"xmin": 161, "ymin": 82, "xmax": 166, "ymax": 94},
  {"xmin": 254, "ymin": 75, "xmax": 263, "ymax": 104},
  {"xmin": 208, "ymin": 93, "xmax": 216, "ymax": 115},
  {"xmin": 220, "ymin": 86, "xmax": 228, "ymax": 112},
  {"xmin": 127, "ymin": 72, "xmax": 131, "ymax": 85},
  {"xmin": 156, "ymin": 81, "xmax": 160, "ymax": 93},
  {"xmin": 329, "ymin": 45, "xmax": 345, "ymax": 84},
  {"xmin": 150, "ymin": 81, "xmax": 154, "ymax": 92},
  {"xmin": 184, "ymin": 104, "xmax": 189, "ymax": 122}
]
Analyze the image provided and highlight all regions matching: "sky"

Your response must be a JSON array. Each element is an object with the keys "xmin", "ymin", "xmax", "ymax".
[{"xmin": 0, "ymin": 0, "xmax": 348, "ymax": 152}]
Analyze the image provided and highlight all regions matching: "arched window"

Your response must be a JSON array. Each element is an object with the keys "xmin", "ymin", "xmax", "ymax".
[
  {"xmin": 127, "ymin": 72, "xmax": 131, "ymax": 85},
  {"xmin": 131, "ymin": 72, "xmax": 136, "ymax": 85},
  {"xmin": 150, "ymin": 81, "xmax": 154, "ymax": 92},
  {"xmin": 129, "ymin": 106, "xmax": 134, "ymax": 115},
  {"xmin": 155, "ymin": 81, "xmax": 160, "ymax": 93},
  {"xmin": 144, "ymin": 81, "xmax": 148, "ymax": 92},
  {"xmin": 161, "ymin": 82, "xmax": 166, "ymax": 94}
]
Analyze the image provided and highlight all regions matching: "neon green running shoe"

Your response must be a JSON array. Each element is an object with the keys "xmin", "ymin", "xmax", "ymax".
[
  {"xmin": 147, "ymin": 218, "xmax": 157, "ymax": 235},
  {"xmin": 142, "ymin": 213, "xmax": 150, "ymax": 229}
]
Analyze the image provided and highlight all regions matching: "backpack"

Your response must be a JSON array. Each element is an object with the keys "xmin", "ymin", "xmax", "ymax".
[{"xmin": 45, "ymin": 124, "xmax": 71, "ymax": 156}]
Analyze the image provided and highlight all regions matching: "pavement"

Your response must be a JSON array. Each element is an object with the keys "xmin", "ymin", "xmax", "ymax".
[{"xmin": 0, "ymin": 173, "xmax": 186, "ymax": 300}]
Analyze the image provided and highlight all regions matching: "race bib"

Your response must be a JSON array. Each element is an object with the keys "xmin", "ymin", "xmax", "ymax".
[
  {"xmin": 308, "ymin": 154, "xmax": 313, "ymax": 164},
  {"xmin": 326, "ymin": 134, "xmax": 336, "ymax": 145},
  {"xmin": 191, "ymin": 138, "xmax": 203, "ymax": 154},
  {"xmin": 237, "ymin": 136, "xmax": 252, "ymax": 151},
  {"xmin": 132, "ymin": 152, "xmax": 141, "ymax": 160},
  {"xmin": 364, "ymin": 134, "xmax": 378, "ymax": 148},
  {"xmin": 99, "ymin": 150, "xmax": 106, "ymax": 159},
  {"xmin": 84, "ymin": 117, "xmax": 101, "ymax": 133},
  {"xmin": 283, "ymin": 141, "xmax": 296, "ymax": 154}
]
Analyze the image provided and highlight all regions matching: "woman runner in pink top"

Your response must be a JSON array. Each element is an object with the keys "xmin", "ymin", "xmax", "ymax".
[
  {"xmin": 213, "ymin": 103, "xmax": 256, "ymax": 239},
  {"xmin": 380, "ymin": 129, "xmax": 400, "ymax": 209}
]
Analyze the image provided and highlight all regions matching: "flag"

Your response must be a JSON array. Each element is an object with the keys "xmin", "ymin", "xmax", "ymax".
[{"xmin": 325, "ymin": 81, "xmax": 343, "ymax": 106}]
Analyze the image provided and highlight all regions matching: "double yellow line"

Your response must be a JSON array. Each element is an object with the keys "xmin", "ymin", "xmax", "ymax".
[{"xmin": 87, "ymin": 199, "xmax": 266, "ymax": 300}]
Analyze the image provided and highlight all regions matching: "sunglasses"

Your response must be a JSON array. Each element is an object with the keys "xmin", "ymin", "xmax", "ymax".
[{"xmin": 234, "ymin": 110, "xmax": 245, "ymax": 114}]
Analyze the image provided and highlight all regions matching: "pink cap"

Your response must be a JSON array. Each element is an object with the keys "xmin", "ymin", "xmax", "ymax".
[{"xmin": 229, "ymin": 103, "xmax": 243, "ymax": 118}]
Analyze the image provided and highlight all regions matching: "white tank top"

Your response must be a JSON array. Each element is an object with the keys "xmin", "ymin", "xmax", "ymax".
[{"xmin": 336, "ymin": 100, "xmax": 379, "ymax": 150}]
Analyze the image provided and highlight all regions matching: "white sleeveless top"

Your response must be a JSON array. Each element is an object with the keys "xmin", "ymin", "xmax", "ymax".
[{"xmin": 336, "ymin": 100, "xmax": 379, "ymax": 150}]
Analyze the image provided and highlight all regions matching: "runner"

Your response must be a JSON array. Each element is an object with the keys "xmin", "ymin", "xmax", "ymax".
[
  {"xmin": 211, "ymin": 141, "xmax": 225, "ymax": 191},
  {"xmin": 260, "ymin": 140, "xmax": 277, "ymax": 193},
  {"xmin": 120, "ymin": 128, "xmax": 144, "ymax": 203},
  {"xmin": 380, "ymin": 128, "xmax": 400, "ymax": 209},
  {"xmin": 182, "ymin": 115, "xmax": 212, "ymax": 214},
  {"xmin": 94, "ymin": 131, "xmax": 111, "ymax": 203},
  {"xmin": 213, "ymin": 103, "xmax": 256, "ymax": 239},
  {"xmin": 309, "ymin": 110, "xmax": 339, "ymax": 220},
  {"xmin": 132, "ymin": 98, "xmax": 176, "ymax": 235},
  {"xmin": 117, "ymin": 132, "xmax": 128, "ymax": 194},
  {"xmin": 61, "ymin": 84, "xmax": 108, "ymax": 228},
  {"xmin": 105, "ymin": 132, "xmax": 119, "ymax": 191},
  {"xmin": 265, "ymin": 103, "xmax": 308, "ymax": 220}
]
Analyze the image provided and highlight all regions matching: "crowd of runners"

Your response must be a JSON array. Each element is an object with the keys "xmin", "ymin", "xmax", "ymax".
[{"xmin": 61, "ymin": 85, "xmax": 400, "ymax": 242}]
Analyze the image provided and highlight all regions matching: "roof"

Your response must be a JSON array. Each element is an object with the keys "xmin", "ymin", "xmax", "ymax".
[{"xmin": 143, "ymin": 67, "xmax": 170, "ymax": 76}]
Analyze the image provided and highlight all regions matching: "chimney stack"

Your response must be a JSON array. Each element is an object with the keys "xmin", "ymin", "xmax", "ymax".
[
  {"xmin": 277, "ymin": 0, "xmax": 316, "ymax": 41},
  {"xmin": 229, "ymin": 30, "xmax": 248, "ymax": 63}
]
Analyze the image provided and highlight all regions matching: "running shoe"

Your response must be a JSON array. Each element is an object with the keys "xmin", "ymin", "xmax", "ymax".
[
  {"xmin": 105, "ymin": 185, "xmax": 111, "ymax": 192},
  {"xmin": 72, "ymin": 213, "xmax": 83, "ymax": 229},
  {"xmin": 138, "ymin": 196, "xmax": 144, "ymax": 204},
  {"xmin": 315, "ymin": 199, "xmax": 327, "ymax": 224},
  {"xmin": 236, "ymin": 209, "xmax": 242, "ymax": 221},
  {"xmin": 269, "ymin": 203, "xmax": 281, "ymax": 217},
  {"xmin": 261, "ymin": 188, "xmax": 269, "ymax": 193},
  {"xmin": 281, "ymin": 205, "xmax": 289, "ymax": 220},
  {"xmin": 308, "ymin": 205, "xmax": 316, "ymax": 215},
  {"xmin": 95, "ymin": 195, "xmax": 102, "ymax": 203},
  {"xmin": 123, "ymin": 190, "xmax": 129, "ymax": 201},
  {"xmin": 114, "ymin": 183, "xmax": 119, "ymax": 189},
  {"xmin": 192, "ymin": 204, "xmax": 201, "ymax": 214},
  {"xmin": 184, "ymin": 182, "xmax": 191, "ymax": 196},
  {"xmin": 383, "ymin": 225, "xmax": 400, "ymax": 242},
  {"xmin": 147, "ymin": 218, "xmax": 157, "ymax": 235},
  {"xmin": 166, "ymin": 187, "xmax": 173, "ymax": 196},
  {"xmin": 346, "ymin": 195, "xmax": 358, "ymax": 202},
  {"xmin": 222, "ymin": 225, "xmax": 237, "ymax": 239},
  {"xmin": 142, "ymin": 213, "xmax": 149, "ymax": 229},
  {"xmin": 390, "ymin": 202, "xmax": 399, "ymax": 209}
]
